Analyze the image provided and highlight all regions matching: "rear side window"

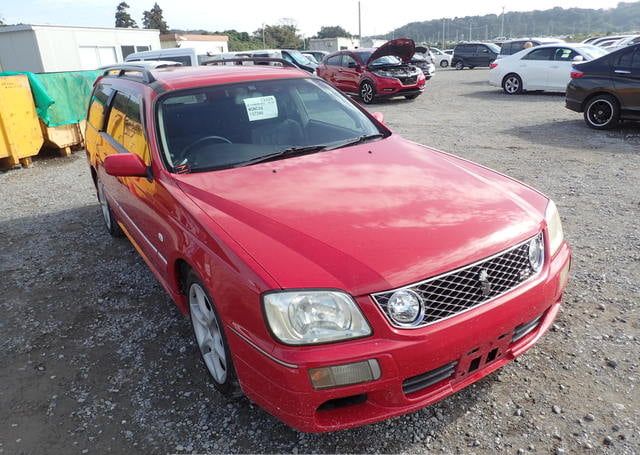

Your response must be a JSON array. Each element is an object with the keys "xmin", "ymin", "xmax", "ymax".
[
  {"xmin": 501, "ymin": 43, "xmax": 513, "ymax": 55},
  {"xmin": 325, "ymin": 55, "xmax": 341, "ymax": 66},
  {"xmin": 522, "ymin": 48, "xmax": 554, "ymax": 61},
  {"xmin": 554, "ymin": 48, "xmax": 579, "ymax": 61},
  {"xmin": 87, "ymin": 84, "xmax": 112, "ymax": 130},
  {"xmin": 341, "ymin": 54, "xmax": 358, "ymax": 68}
]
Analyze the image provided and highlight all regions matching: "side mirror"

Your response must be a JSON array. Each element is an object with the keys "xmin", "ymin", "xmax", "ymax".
[
  {"xmin": 572, "ymin": 55, "xmax": 585, "ymax": 63},
  {"xmin": 372, "ymin": 112, "xmax": 385, "ymax": 124},
  {"xmin": 104, "ymin": 153, "xmax": 148, "ymax": 178}
]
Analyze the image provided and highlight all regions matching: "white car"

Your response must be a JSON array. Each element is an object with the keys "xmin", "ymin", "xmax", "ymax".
[
  {"xmin": 430, "ymin": 47, "xmax": 453, "ymax": 68},
  {"xmin": 604, "ymin": 35, "xmax": 640, "ymax": 53},
  {"xmin": 489, "ymin": 43, "xmax": 608, "ymax": 94}
]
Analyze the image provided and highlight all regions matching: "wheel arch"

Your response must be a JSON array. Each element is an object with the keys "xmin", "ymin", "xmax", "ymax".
[{"xmin": 581, "ymin": 91, "xmax": 622, "ymax": 112}]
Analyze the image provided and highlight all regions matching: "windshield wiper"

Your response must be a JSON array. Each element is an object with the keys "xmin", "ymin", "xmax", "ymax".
[
  {"xmin": 235, "ymin": 145, "xmax": 328, "ymax": 167},
  {"xmin": 325, "ymin": 133, "xmax": 386, "ymax": 151}
]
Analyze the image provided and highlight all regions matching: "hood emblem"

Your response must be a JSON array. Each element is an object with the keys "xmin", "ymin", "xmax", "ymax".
[{"xmin": 478, "ymin": 268, "xmax": 492, "ymax": 296}]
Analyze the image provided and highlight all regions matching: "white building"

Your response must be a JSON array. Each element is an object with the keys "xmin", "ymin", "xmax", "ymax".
[
  {"xmin": 0, "ymin": 24, "xmax": 161, "ymax": 72},
  {"xmin": 160, "ymin": 33, "xmax": 229, "ymax": 55},
  {"xmin": 309, "ymin": 37, "xmax": 360, "ymax": 53}
]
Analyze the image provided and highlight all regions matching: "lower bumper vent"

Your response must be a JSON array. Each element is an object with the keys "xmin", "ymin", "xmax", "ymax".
[
  {"xmin": 402, "ymin": 361, "xmax": 457, "ymax": 395},
  {"xmin": 512, "ymin": 314, "xmax": 543, "ymax": 342}
]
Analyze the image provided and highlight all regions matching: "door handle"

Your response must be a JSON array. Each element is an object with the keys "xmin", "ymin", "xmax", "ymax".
[{"xmin": 614, "ymin": 69, "xmax": 631, "ymax": 74}]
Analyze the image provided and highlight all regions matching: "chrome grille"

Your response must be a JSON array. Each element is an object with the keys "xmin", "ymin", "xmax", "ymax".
[{"xmin": 372, "ymin": 235, "xmax": 542, "ymax": 328}]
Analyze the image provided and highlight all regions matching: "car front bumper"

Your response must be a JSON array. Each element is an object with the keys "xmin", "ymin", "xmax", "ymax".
[
  {"xmin": 228, "ymin": 242, "xmax": 571, "ymax": 432},
  {"xmin": 374, "ymin": 76, "xmax": 426, "ymax": 98}
]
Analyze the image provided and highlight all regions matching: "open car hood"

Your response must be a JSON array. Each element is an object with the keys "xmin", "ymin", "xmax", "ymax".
[{"xmin": 367, "ymin": 38, "xmax": 416, "ymax": 65}]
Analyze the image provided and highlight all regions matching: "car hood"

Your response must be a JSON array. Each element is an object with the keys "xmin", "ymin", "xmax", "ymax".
[
  {"xmin": 368, "ymin": 38, "xmax": 416, "ymax": 64},
  {"xmin": 174, "ymin": 136, "xmax": 547, "ymax": 296}
]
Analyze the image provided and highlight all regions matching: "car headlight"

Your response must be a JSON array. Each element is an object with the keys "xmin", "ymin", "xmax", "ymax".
[
  {"xmin": 528, "ymin": 233, "xmax": 544, "ymax": 272},
  {"xmin": 545, "ymin": 200, "xmax": 564, "ymax": 257},
  {"xmin": 263, "ymin": 291, "xmax": 371, "ymax": 345},
  {"xmin": 374, "ymin": 70, "xmax": 395, "ymax": 78}
]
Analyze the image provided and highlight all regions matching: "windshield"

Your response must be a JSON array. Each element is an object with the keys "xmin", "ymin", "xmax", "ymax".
[
  {"xmin": 286, "ymin": 50, "xmax": 313, "ymax": 66},
  {"xmin": 355, "ymin": 52, "xmax": 402, "ymax": 66},
  {"xmin": 580, "ymin": 45, "xmax": 609, "ymax": 60},
  {"xmin": 486, "ymin": 43, "xmax": 501, "ymax": 53},
  {"xmin": 157, "ymin": 78, "xmax": 383, "ymax": 172}
]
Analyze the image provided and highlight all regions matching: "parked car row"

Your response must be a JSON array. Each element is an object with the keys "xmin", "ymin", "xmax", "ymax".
[{"xmin": 486, "ymin": 40, "xmax": 639, "ymax": 130}]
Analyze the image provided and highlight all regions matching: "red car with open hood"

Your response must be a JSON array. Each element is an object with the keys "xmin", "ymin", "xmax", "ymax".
[
  {"xmin": 84, "ymin": 59, "xmax": 571, "ymax": 433},
  {"xmin": 316, "ymin": 38, "xmax": 426, "ymax": 103}
]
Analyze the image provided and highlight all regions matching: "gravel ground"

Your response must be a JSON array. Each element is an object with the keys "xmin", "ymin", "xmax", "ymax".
[{"xmin": 1, "ymin": 68, "xmax": 639, "ymax": 454}]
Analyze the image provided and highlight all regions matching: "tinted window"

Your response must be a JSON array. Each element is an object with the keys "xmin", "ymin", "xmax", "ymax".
[
  {"xmin": 157, "ymin": 55, "xmax": 192, "ymax": 66},
  {"xmin": 123, "ymin": 95, "xmax": 149, "ymax": 163},
  {"xmin": 105, "ymin": 92, "xmax": 149, "ymax": 163},
  {"xmin": 157, "ymin": 78, "xmax": 382, "ymax": 172},
  {"xmin": 617, "ymin": 49, "xmax": 635, "ymax": 67},
  {"xmin": 106, "ymin": 92, "xmax": 128, "ymax": 145},
  {"xmin": 325, "ymin": 55, "xmax": 341, "ymax": 66},
  {"xmin": 501, "ymin": 43, "xmax": 513, "ymax": 55},
  {"xmin": 341, "ymin": 54, "xmax": 358, "ymax": 68},
  {"xmin": 522, "ymin": 48, "xmax": 554, "ymax": 61},
  {"xmin": 554, "ymin": 48, "xmax": 578, "ymax": 61},
  {"xmin": 87, "ymin": 84, "xmax": 112, "ymax": 130}
]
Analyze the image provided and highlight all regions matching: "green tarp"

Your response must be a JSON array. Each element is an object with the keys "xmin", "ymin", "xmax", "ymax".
[{"xmin": 0, "ymin": 70, "xmax": 101, "ymax": 127}]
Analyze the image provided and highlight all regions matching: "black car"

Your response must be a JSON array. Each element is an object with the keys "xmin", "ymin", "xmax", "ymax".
[
  {"xmin": 452, "ymin": 42, "xmax": 500, "ymax": 70},
  {"xmin": 566, "ymin": 44, "xmax": 640, "ymax": 129}
]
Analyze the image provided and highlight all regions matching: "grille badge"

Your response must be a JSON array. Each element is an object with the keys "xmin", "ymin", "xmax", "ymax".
[{"xmin": 478, "ymin": 268, "xmax": 491, "ymax": 296}]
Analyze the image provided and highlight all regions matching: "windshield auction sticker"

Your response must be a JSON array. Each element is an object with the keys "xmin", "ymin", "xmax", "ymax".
[{"xmin": 243, "ymin": 96, "xmax": 278, "ymax": 121}]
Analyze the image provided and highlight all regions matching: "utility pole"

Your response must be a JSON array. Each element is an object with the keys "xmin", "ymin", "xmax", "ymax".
[
  {"xmin": 442, "ymin": 19, "xmax": 445, "ymax": 48},
  {"xmin": 262, "ymin": 23, "xmax": 266, "ymax": 47},
  {"xmin": 469, "ymin": 21, "xmax": 472, "ymax": 41},
  {"xmin": 485, "ymin": 23, "xmax": 488, "ymax": 40},
  {"xmin": 500, "ymin": 6, "xmax": 505, "ymax": 37},
  {"xmin": 358, "ymin": 1, "xmax": 362, "ymax": 41}
]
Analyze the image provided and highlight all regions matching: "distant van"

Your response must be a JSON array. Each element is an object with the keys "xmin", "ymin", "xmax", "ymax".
[
  {"xmin": 125, "ymin": 47, "xmax": 217, "ymax": 66},
  {"xmin": 211, "ymin": 49, "xmax": 318, "ymax": 73}
]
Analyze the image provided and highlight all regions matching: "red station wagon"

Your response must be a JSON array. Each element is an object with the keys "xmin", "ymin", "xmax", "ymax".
[
  {"xmin": 84, "ymin": 60, "xmax": 571, "ymax": 433},
  {"xmin": 317, "ymin": 38, "xmax": 427, "ymax": 103}
]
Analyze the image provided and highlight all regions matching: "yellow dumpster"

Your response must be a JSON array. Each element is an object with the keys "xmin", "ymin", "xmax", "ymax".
[
  {"xmin": 40, "ymin": 119, "xmax": 86, "ymax": 157},
  {"xmin": 0, "ymin": 75, "xmax": 44, "ymax": 169}
]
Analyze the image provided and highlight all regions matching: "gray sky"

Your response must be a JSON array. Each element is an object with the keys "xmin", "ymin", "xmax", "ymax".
[{"xmin": 2, "ymin": 0, "xmax": 624, "ymax": 36}]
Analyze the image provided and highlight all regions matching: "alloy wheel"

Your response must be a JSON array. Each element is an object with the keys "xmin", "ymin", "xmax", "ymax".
[
  {"xmin": 504, "ymin": 76, "xmax": 520, "ymax": 94},
  {"xmin": 361, "ymin": 83, "xmax": 374, "ymax": 103},
  {"xmin": 440, "ymin": 60, "xmax": 449, "ymax": 68},
  {"xmin": 189, "ymin": 283, "xmax": 227, "ymax": 384},
  {"xmin": 587, "ymin": 100, "xmax": 613, "ymax": 127}
]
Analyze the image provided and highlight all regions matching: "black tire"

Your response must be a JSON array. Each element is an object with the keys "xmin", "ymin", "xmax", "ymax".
[
  {"xmin": 502, "ymin": 74, "xmax": 523, "ymax": 95},
  {"xmin": 186, "ymin": 271, "xmax": 242, "ymax": 398},
  {"xmin": 584, "ymin": 94, "xmax": 620, "ymax": 130},
  {"xmin": 405, "ymin": 94, "xmax": 419, "ymax": 100},
  {"xmin": 360, "ymin": 81, "xmax": 375, "ymax": 104},
  {"xmin": 440, "ymin": 60, "xmax": 449, "ymax": 68},
  {"xmin": 454, "ymin": 60, "xmax": 464, "ymax": 70},
  {"xmin": 96, "ymin": 179, "xmax": 123, "ymax": 237}
]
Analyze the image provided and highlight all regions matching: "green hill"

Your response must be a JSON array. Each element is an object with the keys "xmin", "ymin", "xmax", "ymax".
[{"xmin": 378, "ymin": 1, "xmax": 640, "ymax": 45}]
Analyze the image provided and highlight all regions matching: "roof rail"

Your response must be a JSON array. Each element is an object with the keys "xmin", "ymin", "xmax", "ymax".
[
  {"xmin": 101, "ymin": 64, "xmax": 159, "ymax": 83},
  {"xmin": 202, "ymin": 57, "xmax": 297, "ymax": 68}
]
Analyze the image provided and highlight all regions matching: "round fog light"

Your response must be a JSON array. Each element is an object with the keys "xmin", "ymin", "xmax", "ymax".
[
  {"xmin": 387, "ymin": 290, "xmax": 423, "ymax": 325},
  {"xmin": 528, "ymin": 234, "xmax": 544, "ymax": 272}
]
